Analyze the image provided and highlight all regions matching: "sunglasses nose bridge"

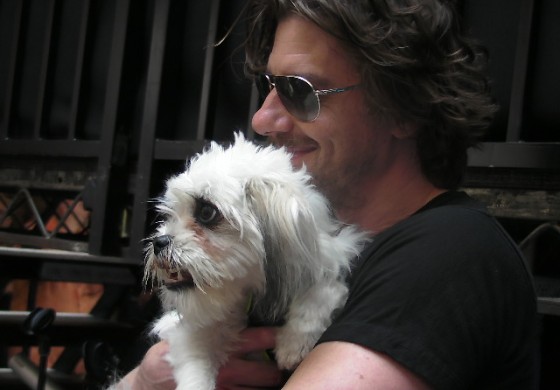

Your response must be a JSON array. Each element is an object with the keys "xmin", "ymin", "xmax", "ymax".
[
  {"xmin": 261, "ymin": 82, "xmax": 281, "ymax": 104},
  {"xmin": 263, "ymin": 74, "xmax": 275, "ymax": 93},
  {"xmin": 256, "ymin": 75, "xmax": 277, "ymax": 102}
]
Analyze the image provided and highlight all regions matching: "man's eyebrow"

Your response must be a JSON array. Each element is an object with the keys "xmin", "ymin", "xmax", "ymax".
[
  {"xmin": 299, "ymin": 73, "xmax": 339, "ymax": 89},
  {"xmin": 264, "ymin": 70, "xmax": 332, "ymax": 87}
]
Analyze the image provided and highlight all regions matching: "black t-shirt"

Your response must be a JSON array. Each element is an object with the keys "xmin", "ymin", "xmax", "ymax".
[{"xmin": 318, "ymin": 191, "xmax": 539, "ymax": 389}]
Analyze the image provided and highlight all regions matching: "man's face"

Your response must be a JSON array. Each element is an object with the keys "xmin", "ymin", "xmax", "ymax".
[{"xmin": 251, "ymin": 15, "xmax": 399, "ymax": 210}]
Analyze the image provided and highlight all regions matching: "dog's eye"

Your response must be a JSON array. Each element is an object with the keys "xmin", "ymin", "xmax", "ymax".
[{"xmin": 195, "ymin": 200, "xmax": 222, "ymax": 227}]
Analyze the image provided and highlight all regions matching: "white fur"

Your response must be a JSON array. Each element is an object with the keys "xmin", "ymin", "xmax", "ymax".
[{"xmin": 143, "ymin": 133, "xmax": 367, "ymax": 389}]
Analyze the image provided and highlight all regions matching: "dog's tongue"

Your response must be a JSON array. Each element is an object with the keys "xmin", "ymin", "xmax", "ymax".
[{"xmin": 164, "ymin": 270, "xmax": 195, "ymax": 289}]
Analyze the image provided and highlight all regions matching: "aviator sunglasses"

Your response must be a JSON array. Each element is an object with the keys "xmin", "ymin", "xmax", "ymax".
[{"xmin": 255, "ymin": 74, "xmax": 360, "ymax": 122}]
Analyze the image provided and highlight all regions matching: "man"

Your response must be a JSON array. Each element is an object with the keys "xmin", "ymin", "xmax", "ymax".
[{"xmin": 118, "ymin": 0, "xmax": 539, "ymax": 388}]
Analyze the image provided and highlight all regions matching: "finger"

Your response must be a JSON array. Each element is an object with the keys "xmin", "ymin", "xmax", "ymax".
[
  {"xmin": 217, "ymin": 357, "xmax": 284, "ymax": 388},
  {"xmin": 136, "ymin": 341, "xmax": 176, "ymax": 390},
  {"xmin": 233, "ymin": 327, "xmax": 278, "ymax": 355}
]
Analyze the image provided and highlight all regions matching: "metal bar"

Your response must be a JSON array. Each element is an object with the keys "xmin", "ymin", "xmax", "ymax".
[
  {"xmin": 0, "ymin": 188, "xmax": 49, "ymax": 237},
  {"xmin": 87, "ymin": 0, "xmax": 130, "ymax": 255},
  {"xmin": 0, "ymin": 310, "xmax": 136, "ymax": 346},
  {"xmin": 0, "ymin": 246, "xmax": 138, "ymax": 266},
  {"xmin": 196, "ymin": 0, "xmax": 221, "ymax": 140},
  {"xmin": 128, "ymin": 0, "xmax": 171, "ymax": 261},
  {"xmin": 0, "ymin": 140, "xmax": 101, "ymax": 156},
  {"xmin": 21, "ymin": 188, "xmax": 51, "ymax": 237},
  {"xmin": 48, "ymin": 193, "xmax": 86, "ymax": 237},
  {"xmin": 0, "ymin": 195, "xmax": 29, "ymax": 229},
  {"xmin": 537, "ymin": 297, "xmax": 560, "ymax": 316},
  {"xmin": 68, "ymin": 0, "xmax": 91, "ymax": 140},
  {"xmin": 1, "ymin": 0, "xmax": 24, "ymax": 139},
  {"xmin": 33, "ymin": 0, "xmax": 57, "ymax": 139},
  {"xmin": 468, "ymin": 142, "xmax": 560, "ymax": 170},
  {"xmin": 506, "ymin": 0, "xmax": 536, "ymax": 141},
  {"xmin": 0, "ymin": 232, "xmax": 88, "ymax": 253},
  {"xmin": 0, "ymin": 191, "xmax": 19, "ymax": 226}
]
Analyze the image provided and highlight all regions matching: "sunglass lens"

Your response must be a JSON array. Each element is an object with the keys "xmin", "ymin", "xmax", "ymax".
[{"xmin": 274, "ymin": 76, "xmax": 319, "ymax": 121}]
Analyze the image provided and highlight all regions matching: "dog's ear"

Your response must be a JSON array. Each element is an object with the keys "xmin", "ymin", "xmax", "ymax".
[
  {"xmin": 245, "ymin": 178, "xmax": 320, "ymax": 270},
  {"xmin": 245, "ymin": 177, "xmax": 325, "ymax": 318}
]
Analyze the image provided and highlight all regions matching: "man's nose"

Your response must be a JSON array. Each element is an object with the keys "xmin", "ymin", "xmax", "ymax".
[{"xmin": 251, "ymin": 89, "xmax": 294, "ymax": 136}]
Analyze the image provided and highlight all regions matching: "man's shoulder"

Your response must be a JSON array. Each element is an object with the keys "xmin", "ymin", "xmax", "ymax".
[
  {"xmin": 378, "ymin": 191, "xmax": 496, "ymax": 245},
  {"xmin": 414, "ymin": 190, "xmax": 489, "ymax": 223},
  {"xmin": 358, "ymin": 190, "xmax": 525, "ymax": 276}
]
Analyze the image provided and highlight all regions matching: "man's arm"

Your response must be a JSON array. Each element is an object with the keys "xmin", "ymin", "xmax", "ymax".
[{"xmin": 284, "ymin": 341, "xmax": 432, "ymax": 390}]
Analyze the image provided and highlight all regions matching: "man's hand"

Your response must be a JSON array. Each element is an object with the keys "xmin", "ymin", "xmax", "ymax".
[
  {"xmin": 116, "ymin": 327, "xmax": 284, "ymax": 390},
  {"xmin": 117, "ymin": 340, "xmax": 175, "ymax": 390},
  {"xmin": 217, "ymin": 327, "xmax": 285, "ymax": 389}
]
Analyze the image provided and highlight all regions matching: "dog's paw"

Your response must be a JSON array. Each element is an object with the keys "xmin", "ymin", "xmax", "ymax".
[
  {"xmin": 274, "ymin": 326, "xmax": 318, "ymax": 370},
  {"xmin": 152, "ymin": 311, "xmax": 181, "ymax": 339}
]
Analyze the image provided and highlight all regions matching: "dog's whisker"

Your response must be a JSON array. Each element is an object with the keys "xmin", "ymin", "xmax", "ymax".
[{"xmin": 140, "ymin": 236, "xmax": 154, "ymax": 244}]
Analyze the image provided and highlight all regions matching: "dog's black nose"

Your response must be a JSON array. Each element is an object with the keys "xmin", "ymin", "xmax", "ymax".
[{"xmin": 152, "ymin": 235, "xmax": 172, "ymax": 256}]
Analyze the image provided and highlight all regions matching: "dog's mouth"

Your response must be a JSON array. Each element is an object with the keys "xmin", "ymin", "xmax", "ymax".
[{"xmin": 162, "ymin": 269, "xmax": 195, "ymax": 290}]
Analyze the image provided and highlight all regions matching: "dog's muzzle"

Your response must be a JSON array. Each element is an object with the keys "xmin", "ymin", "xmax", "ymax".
[{"xmin": 151, "ymin": 235, "xmax": 195, "ymax": 290}]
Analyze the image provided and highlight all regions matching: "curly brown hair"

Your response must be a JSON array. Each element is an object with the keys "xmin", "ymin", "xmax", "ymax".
[{"xmin": 244, "ymin": 0, "xmax": 497, "ymax": 189}]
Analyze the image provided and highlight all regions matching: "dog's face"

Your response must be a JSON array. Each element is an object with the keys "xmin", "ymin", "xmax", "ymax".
[
  {"xmin": 144, "ymin": 163, "xmax": 268, "ymax": 298},
  {"xmin": 145, "ymin": 134, "xmax": 296, "ymax": 292},
  {"xmin": 144, "ymin": 133, "xmax": 339, "ymax": 321}
]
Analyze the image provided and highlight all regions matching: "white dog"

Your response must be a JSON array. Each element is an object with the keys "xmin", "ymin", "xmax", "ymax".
[{"xmin": 143, "ymin": 133, "xmax": 367, "ymax": 389}]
